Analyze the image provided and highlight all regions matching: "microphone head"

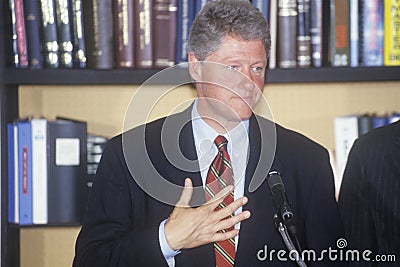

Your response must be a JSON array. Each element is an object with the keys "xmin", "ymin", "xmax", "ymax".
[{"xmin": 267, "ymin": 171, "xmax": 285, "ymax": 192}]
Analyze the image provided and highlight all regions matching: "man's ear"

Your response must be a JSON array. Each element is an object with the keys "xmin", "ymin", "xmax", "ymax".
[{"xmin": 188, "ymin": 52, "xmax": 202, "ymax": 82}]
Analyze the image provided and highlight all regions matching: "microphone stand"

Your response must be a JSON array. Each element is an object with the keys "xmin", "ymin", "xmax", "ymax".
[{"xmin": 274, "ymin": 214, "xmax": 308, "ymax": 267}]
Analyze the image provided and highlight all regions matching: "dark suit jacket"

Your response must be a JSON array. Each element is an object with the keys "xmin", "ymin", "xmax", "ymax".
[
  {"xmin": 73, "ymin": 107, "xmax": 344, "ymax": 266},
  {"xmin": 338, "ymin": 121, "xmax": 400, "ymax": 266}
]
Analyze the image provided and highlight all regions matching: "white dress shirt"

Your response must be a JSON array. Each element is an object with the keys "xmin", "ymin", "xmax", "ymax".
[{"xmin": 159, "ymin": 102, "xmax": 250, "ymax": 266}]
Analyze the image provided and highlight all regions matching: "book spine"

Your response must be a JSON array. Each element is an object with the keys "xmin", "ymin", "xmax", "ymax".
[
  {"xmin": 297, "ymin": 0, "xmax": 311, "ymax": 67},
  {"xmin": 14, "ymin": 0, "xmax": 29, "ymax": 68},
  {"xmin": 9, "ymin": 0, "xmax": 20, "ymax": 67},
  {"xmin": 39, "ymin": 0, "xmax": 60, "ymax": 68},
  {"xmin": 361, "ymin": 0, "xmax": 384, "ymax": 66},
  {"xmin": 310, "ymin": 0, "xmax": 322, "ymax": 67},
  {"xmin": 135, "ymin": 0, "xmax": 153, "ymax": 68},
  {"xmin": 71, "ymin": 0, "xmax": 87, "ymax": 68},
  {"xmin": 331, "ymin": 0, "xmax": 350, "ymax": 67},
  {"xmin": 47, "ymin": 120, "xmax": 87, "ymax": 224},
  {"xmin": 17, "ymin": 121, "xmax": 33, "ymax": 225},
  {"xmin": 349, "ymin": 0, "xmax": 359, "ymax": 67},
  {"xmin": 333, "ymin": 116, "xmax": 359, "ymax": 181},
  {"xmin": 7, "ymin": 124, "xmax": 15, "ymax": 223},
  {"xmin": 269, "ymin": 0, "xmax": 278, "ymax": 69},
  {"xmin": 24, "ymin": 0, "xmax": 43, "ymax": 69},
  {"xmin": 278, "ymin": 0, "xmax": 297, "ymax": 68},
  {"xmin": 55, "ymin": 0, "xmax": 74, "ymax": 68},
  {"xmin": 384, "ymin": 0, "xmax": 400, "ymax": 66},
  {"xmin": 83, "ymin": 0, "xmax": 114, "ymax": 69},
  {"xmin": 153, "ymin": 0, "xmax": 178, "ymax": 68},
  {"xmin": 253, "ymin": 0, "xmax": 270, "ymax": 22},
  {"xmin": 114, "ymin": 0, "xmax": 135, "ymax": 68},
  {"xmin": 176, "ymin": 0, "xmax": 194, "ymax": 64},
  {"xmin": 13, "ymin": 124, "xmax": 20, "ymax": 224},
  {"xmin": 194, "ymin": 0, "xmax": 208, "ymax": 15},
  {"xmin": 31, "ymin": 119, "xmax": 48, "ymax": 225}
]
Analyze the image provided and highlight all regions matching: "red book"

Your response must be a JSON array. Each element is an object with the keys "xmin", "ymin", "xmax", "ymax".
[
  {"xmin": 114, "ymin": 0, "xmax": 135, "ymax": 68},
  {"xmin": 14, "ymin": 0, "xmax": 29, "ymax": 67},
  {"xmin": 153, "ymin": 0, "xmax": 178, "ymax": 68},
  {"xmin": 135, "ymin": 0, "xmax": 153, "ymax": 68}
]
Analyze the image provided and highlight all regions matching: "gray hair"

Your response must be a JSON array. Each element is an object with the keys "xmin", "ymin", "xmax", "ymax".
[{"xmin": 188, "ymin": 0, "xmax": 271, "ymax": 61}]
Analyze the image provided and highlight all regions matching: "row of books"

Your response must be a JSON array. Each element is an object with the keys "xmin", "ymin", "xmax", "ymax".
[
  {"xmin": 7, "ymin": 117, "xmax": 90, "ymax": 225},
  {"xmin": 9, "ymin": 0, "xmax": 400, "ymax": 70},
  {"xmin": 333, "ymin": 112, "xmax": 400, "ymax": 183}
]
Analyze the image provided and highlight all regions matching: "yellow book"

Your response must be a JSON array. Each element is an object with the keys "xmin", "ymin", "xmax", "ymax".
[{"xmin": 384, "ymin": 0, "xmax": 400, "ymax": 66}]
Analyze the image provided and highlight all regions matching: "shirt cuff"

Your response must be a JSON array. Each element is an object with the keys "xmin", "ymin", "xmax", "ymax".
[{"xmin": 159, "ymin": 219, "xmax": 181, "ymax": 261}]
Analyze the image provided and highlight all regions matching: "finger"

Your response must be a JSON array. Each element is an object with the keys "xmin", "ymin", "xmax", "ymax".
[
  {"xmin": 176, "ymin": 178, "xmax": 193, "ymax": 207},
  {"xmin": 214, "ymin": 196, "xmax": 248, "ymax": 220},
  {"xmin": 213, "ymin": 229, "xmax": 240, "ymax": 243},
  {"xmin": 214, "ymin": 210, "xmax": 251, "ymax": 232},
  {"xmin": 205, "ymin": 185, "xmax": 234, "ymax": 210}
]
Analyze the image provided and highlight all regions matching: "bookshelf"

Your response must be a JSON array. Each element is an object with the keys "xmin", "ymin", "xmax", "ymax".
[
  {"xmin": 2, "ymin": 66, "xmax": 400, "ymax": 85},
  {"xmin": 1, "ymin": 1, "xmax": 400, "ymax": 267}
]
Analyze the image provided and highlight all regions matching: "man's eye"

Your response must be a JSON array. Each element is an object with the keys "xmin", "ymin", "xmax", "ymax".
[
  {"xmin": 228, "ymin": 65, "xmax": 239, "ymax": 71},
  {"xmin": 252, "ymin": 66, "xmax": 264, "ymax": 72}
]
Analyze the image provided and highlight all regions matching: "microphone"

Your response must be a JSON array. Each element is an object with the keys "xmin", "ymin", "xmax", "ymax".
[
  {"xmin": 267, "ymin": 171, "xmax": 293, "ymax": 219},
  {"xmin": 267, "ymin": 171, "xmax": 296, "ymax": 235}
]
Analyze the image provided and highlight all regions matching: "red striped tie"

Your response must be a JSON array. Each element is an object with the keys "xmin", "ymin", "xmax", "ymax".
[{"xmin": 205, "ymin": 135, "xmax": 236, "ymax": 267}]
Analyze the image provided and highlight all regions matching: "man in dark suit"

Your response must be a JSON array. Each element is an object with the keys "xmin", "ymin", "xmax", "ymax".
[
  {"xmin": 74, "ymin": 1, "xmax": 344, "ymax": 266},
  {"xmin": 338, "ymin": 121, "xmax": 400, "ymax": 266}
]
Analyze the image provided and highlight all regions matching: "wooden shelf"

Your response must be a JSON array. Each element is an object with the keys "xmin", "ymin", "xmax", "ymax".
[{"xmin": 3, "ymin": 66, "xmax": 400, "ymax": 85}]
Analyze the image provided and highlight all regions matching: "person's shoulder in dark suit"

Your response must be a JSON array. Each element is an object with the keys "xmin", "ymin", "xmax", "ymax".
[{"xmin": 338, "ymin": 121, "xmax": 400, "ymax": 266}]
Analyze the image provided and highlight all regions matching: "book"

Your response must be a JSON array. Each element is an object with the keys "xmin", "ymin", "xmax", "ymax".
[
  {"xmin": 194, "ymin": 0, "xmax": 208, "ymax": 15},
  {"xmin": 153, "ymin": 0, "xmax": 178, "ymax": 68},
  {"xmin": 134, "ymin": 0, "xmax": 153, "ymax": 68},
  {"xmin": 330, "ymin": 0, "xmax": 350, "ymax": 67},
  {"xmin": 252, "ymin": 0, "xmax": 270, "ymax": 22},
  {"xmin": 349, "ymin": 0, "xmax": 359, "ymax": 67},
  {"xmin": 39, "ymin": 0, "xmax": 60, "ymax": 68},
  {"xmin": 176, "ymin": 0, "xmax": 195, "ymax": 64},
  {"xmin": 269, "ymin": 0, "xmax": 278, "ymax": 69},
  {"xmin": 357, "ymin": 114, "xmax": 372, "ymax": 136},
  {"xmin": 87, "ymin": 134, "xmax": 108, "ymax": 190},
  {"xmin": 278, "ymin": 0, "xmax": 297, "ymax": 68},
  {"xmin": 24, "ymin": 0, "xmax": 43, "ymax": 69},
  {"xmin": 388, "ymin": 112, "xmax": 400, "ymax": 124},
  {"xmin": 13, "ymin": 0, "xmax": 29, "ymax": 68},
  {"xmin": 17, "ymin": 121, "xmax": 33, "ymax": 225},
  {"xmin": 47, "ymin": 118, "xmax": 87, "ymax": 224},
  {"xmin": 360, "ymin": 0, "xmax": 384, "ymax": 66},
  {"xmin": 7, "ymin": 123, "xmax": 18, "ymax": 223},
  {"xmin": 83, "ymin": 0, "xmax": 114, "ymax": 69},
  {"xmin": 310, "ymin": 0, "xmax": 323, "ymax": 67},
  {"xmin": 55, "ymin": 0, "xmax": 74, "ymax": 68},
  {"xmin": 297, "ymin": 0, "xmax": 311, "ymax": 67},
  {"xmin": 9, "ymin": 0, "xmax": 20, "ymax": 67},
  {"xmin": 114, "ymin": 0, "xmax": 135, "ymax": 68},
  {"xmin": 384, "ymin": 0, "xmax": 400, "ymax": 66},
  {"xmin": 333, "ymin": 115, "xmax": 359, "ymax": 182},
  {"xmin": 372, "ymin": 114, "xmax": 389, "ymax": 129},
  {"xmin": 31, "ymin": 119, "xmax": 48, "ymax": 224},
  {"xmin": 70, "ymin": 0, "xmax": 87, "ymax": 68}
]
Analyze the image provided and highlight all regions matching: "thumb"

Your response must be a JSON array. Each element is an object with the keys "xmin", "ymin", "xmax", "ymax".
[{"xmin": 176, "ymin": 178, "xmax": 193, "ymax": 207}]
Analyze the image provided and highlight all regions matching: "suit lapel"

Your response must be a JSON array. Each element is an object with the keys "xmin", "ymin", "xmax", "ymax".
[
  {"xmin": 235, "ymin": 115, "xmax": 285, "ymax": 266},
  {"xmin": 169, "ymin": 106, "xmax": 215, "ymax": 266}
]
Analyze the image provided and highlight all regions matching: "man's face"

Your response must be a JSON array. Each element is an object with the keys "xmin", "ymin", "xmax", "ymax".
[{"xmin": 189, "ymin": 35, "xmax": 267, "ymax": 132}]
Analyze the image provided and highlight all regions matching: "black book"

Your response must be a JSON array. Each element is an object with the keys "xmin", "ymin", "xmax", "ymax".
[
  {"xmin": 24, "ymin": 0, "xmax": 43, "ymax": 69},
  {"xmin": 83, "ymin": 0, "xmax": 114, "ymax": 69},
  {"xmin": 71, "ymin": 0, "xmax": 86, "ymax": 68},
  {"xmin": 47, "ymin": 118, "xmax": 87, "ymax": 224},
  {"xmin": 55, "ymin": 0, "xmax": 73, "ymax": 68},
  {"xmin": 39, "ymin": 0, "xmax": 60, "ymax": 68}
]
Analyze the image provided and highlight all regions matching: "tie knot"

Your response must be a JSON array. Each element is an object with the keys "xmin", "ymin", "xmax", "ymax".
[{"xmin": 214, "ymin": 135, "xmax": 228, "ymax": 151}]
